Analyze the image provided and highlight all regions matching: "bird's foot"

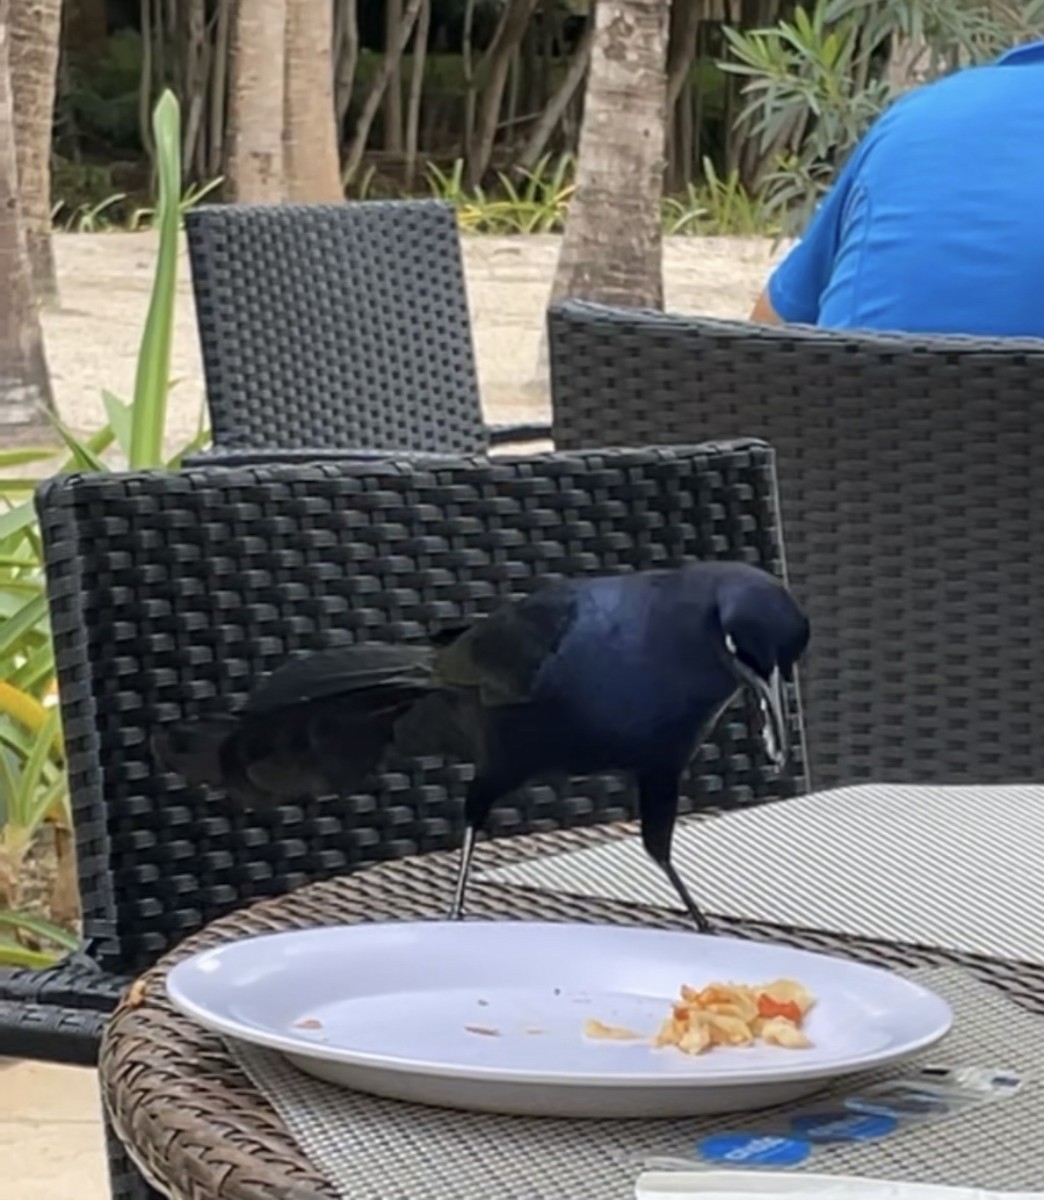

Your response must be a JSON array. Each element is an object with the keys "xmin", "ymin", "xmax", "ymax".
[{"xmin": 660, "ymin": 859, "xmax": 715, "ymax": 935}]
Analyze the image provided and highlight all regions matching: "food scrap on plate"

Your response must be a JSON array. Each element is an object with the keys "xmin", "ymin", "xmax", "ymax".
[
  {"xmin": 655, "ymin": 979, "xmax": 815, "ymax": 1055},
  {"xmin": 583, "ymin": 1018, "xmax": 644, "ymax": 1041},
  {"xmin": 584, "ymin": 979, "xmax": 815, "ymax": 1055}
]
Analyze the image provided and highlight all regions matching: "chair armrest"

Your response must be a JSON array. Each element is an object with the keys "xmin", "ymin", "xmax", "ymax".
[
  {"xmin": 485, "ymin": 421, "xmax": 552, "ymax": 448},
  {"xmin": 0, "ymin": 951, "xmax": 132, "ymax": 1066}
]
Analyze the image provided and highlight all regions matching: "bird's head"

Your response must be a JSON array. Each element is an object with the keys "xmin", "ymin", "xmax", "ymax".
[{"xmin": 714, "ymin": 566, "xmax": 810, "ymax": 770}]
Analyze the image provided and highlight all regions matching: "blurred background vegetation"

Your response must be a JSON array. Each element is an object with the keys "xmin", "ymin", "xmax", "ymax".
[{"xmin": 53, "ymin": 0, "xmax": 1044, "ymax": 238}]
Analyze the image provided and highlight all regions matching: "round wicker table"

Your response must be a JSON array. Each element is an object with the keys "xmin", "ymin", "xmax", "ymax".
[{"xmin": 100, "ymin": 822, "xmax": 1044, "ymax": 1200}]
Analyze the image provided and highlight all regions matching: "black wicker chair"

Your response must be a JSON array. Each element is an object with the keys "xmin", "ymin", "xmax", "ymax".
[
  {"xmin": 548, "ymin": 298, "xmax": 1044, "ymax": 791},
  {"xmin": 183, "ymin": 199, "xmax": 549, "ymax": 460},
  {"xmin": 1, "ymin": 441, "xmax": 805, "ymax": 1199}
]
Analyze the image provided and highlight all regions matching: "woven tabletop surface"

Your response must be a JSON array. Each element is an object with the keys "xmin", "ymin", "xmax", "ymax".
[{"xmin": 100, "ymin": 821, "xmax": 1044, "ymax": 1200}]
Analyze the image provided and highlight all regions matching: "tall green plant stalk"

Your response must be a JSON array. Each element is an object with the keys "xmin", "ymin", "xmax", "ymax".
[
  {"xmin": 129, "ymin": 89, "xmax": 180, "ymax": 468},
  {"xmin": 0, "ymin": 90, "xmax": 209, "ymax": 969}
]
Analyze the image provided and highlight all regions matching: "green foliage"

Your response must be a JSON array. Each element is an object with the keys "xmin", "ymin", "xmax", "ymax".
[
  {"xmin": 55, "ymin": 28, "xmax": 143, "ymax": 157},
  {"xmin": 722, "ymin": 0, "xmax": 1044, "ymax": 233},
  {"xmin": 127, "ymin": 177, "xmax": 224, "ymax": 232},
  {"xmin": 51, "ymin": 191, "xmax": 127, "ymax": 233},
  {"xmin": 663, "ymin": 159, "xmax": 778, "ymax": 238},
  {"xmin": 0, "ymin": 90, "xmax": 212, "ymax": 969},
  {"xmin": 426, "ymin": 155, "xmax": 575, "ymax": 233},
  {"xmin": 50, "ymin": 158, "xmax": 120, "ymax": 219},
  {"xmin": 51, "ymin": 175, "xmax": 224, "ymax": 234},
  {"xmin": 424, "ymin": 154, "xmax": 775, "ymax": 237}
]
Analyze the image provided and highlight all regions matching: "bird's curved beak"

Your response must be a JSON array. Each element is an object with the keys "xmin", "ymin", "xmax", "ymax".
[{"xmin": 724, "ymin": 638, "xmax": 788, "ymax": 769}]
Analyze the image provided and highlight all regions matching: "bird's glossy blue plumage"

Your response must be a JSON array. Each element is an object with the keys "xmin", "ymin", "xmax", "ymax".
[
  {"xmin": 153, "ymin": 559, "xmax": 810, "ymax": 931},
  {"xmin": 520, "ymin": 571, "xmax": 742, "ymax": 772}
]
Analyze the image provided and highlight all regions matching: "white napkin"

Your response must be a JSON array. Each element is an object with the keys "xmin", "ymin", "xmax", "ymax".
[{"xmin": 634, "ymin": 1171, "xmax": 1041, "ymax": 1200}]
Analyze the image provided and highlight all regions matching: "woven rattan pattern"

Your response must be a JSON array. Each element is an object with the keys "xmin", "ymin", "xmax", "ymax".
[
  {"xmin": 34, "ymin": 442, "xmax": 803, "ymax": 983},
  {"xmin": 101, "ymin": 822, "xmax": 1044, "ymax": 1200},
  {"xmin": 184, "ymin": 200, "xmax": 489, "ymax": 454},
  {"xmin": 547, "ymin": 300, "xmax": 1044, "ymax": 790}
]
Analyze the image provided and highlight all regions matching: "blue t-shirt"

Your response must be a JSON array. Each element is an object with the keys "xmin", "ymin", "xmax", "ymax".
[{"xmin": 767, "ymin": 40, "xmax": 1044, "ymax": 337}]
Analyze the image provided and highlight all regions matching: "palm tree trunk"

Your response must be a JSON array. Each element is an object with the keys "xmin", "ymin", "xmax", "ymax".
[
  {"xmin": 0, "ymin": 0, "xmax": 54, "ymax": 439},
  {"xmin": 549, "ymin": 0, "xmax": 670, "ymax": 311},
  {"xmin": 284, "ymin": 0, "xmax": 342, "ymax": 201},
  {"xmin": 226, "ymin": 0, "xmax": 287, "ymax": 203},
  {"xmin": 8, "ymin": 0, "xmax": 61, "ymax": 306}
]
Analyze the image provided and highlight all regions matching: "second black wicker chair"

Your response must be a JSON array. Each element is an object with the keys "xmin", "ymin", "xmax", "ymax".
[
  {"xmin": 548, "ymin": 298, "xmax": 1044, "ymax": 791},
  {"xmin": 184, "ymin": 199, "xmax": 549, "ymax": 460}
]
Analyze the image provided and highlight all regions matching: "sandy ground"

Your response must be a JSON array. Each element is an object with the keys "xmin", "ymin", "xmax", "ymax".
[
  {"xmin": 4, "ymin": 230, "xmax": 785, "ymax": 1200},
  {"xmin": 38, "ymin": 230, "xmax": 785, "ymax": 456}
]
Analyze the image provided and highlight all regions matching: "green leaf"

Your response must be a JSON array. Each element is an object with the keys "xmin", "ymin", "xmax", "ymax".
[
  {"xmin": 20, "ymin": 771, "xmax": 68, "ymax": 846},
  {"xmin": 0, "ymin": 503, "xmax": 36, "ymax": 543},
  {"xmin": 101, "ymin": 390, "xmax": 134, "ymax": 459},
  {"xmin": 0, "ymin": 448, "xmax": 56, "ymax": 469},
  {"xmin": 0, "ymin": 593, "xmax": 48, "ymax": 660},
  {"xmin": 129, "ymin": 90, "xmax": 181, "ymax": 469},
  {"xmin": 10, "ymin": 705, "xmax": 61, "ymax": 834},
  {"xmin": 7, "ymin": 640, "xmax": 56, "ymax": 695},
  {"xmin": 0, "ymin": 745, "xmax": 17, "ymax": 823},
  {"xmin": 48, "ymin": 415, "xmax": 111, "ymax": 472},
  {"xmin": 0, "ymin": 908, "xmax": 77, "ymax": 951},
  {"xmin": 0, "ymin": 719, "xmax": 34, "ymax": 760},
  {"xmin": 64, "ymin": 425, "xmax": 116, "ymax": 469},
  {"xmin": 0, "ymin": 935, "xmax": 59, "ymax": 969},
  {"xmin": 165, "ymin": 422, "xmax": 212, "ymax": 470},
  {"xmin": 0, "ymin": 478, "xmax": 52, "ymax": 496}
]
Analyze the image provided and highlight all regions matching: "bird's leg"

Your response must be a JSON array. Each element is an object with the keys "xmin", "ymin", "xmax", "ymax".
[
  {"xmin": 661, "ymin": 858, "xmax": 713, "ymax": 935},
  {"xmin": 637, "ymin": 768, "xmax": 714, "ymax": 934},
  {"xmin": 448, "ymin": 765, "xmax": 527, "ymax": 921},
  {"xmin": 449, "ymin": 824, "xmax": 479, "ymax": 920}
]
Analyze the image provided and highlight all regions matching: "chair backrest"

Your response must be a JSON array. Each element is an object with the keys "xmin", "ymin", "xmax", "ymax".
[
  {"xmin": 548, "ymin": 299, "xmax": 1044, "ymax": 790},
  {"xmin": 184, "ymin": 199, "xmax": 488, "ymax": 454},
  {"xmin": 37, "ymin": 442, "xmax": 806, "ymax": 976}
]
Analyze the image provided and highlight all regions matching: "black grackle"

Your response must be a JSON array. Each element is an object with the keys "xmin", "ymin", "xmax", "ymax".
[{"xmin": 153, "ymin": 561, "xmax": 809, "ymax": 931}]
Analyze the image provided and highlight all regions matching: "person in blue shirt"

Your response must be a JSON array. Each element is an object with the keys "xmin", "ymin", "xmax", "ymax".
[{"xmin": 750, "ymin": 40, "xmax": 1044, "ymax": 337}]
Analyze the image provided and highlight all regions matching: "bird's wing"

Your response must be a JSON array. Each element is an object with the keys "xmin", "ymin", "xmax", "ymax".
[
  {"xmin": 433, "ymin": 583, "xmax": 579, "ymax": 706},
  {"xmin": 242, "ymin": 643, "xmax": 434, "ymax": 716},
  {"xmin": 153, "ymin": 644, "xmax": 439, "ymax": 806}
]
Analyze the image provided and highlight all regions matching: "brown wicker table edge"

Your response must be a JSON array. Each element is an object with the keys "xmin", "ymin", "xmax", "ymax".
[{"xmin": 99, "ymin": 821, "xmax": 1044, "ymax": 1200}]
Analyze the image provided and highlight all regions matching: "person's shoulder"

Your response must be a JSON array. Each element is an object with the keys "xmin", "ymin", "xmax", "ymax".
[
  {"xmin": 868, "ymin": 58, "xmax": 1025, "ymax": 135},
  {"xmin": 994, "ymin": 39, "xmax": 1044, "ymax": 67}
]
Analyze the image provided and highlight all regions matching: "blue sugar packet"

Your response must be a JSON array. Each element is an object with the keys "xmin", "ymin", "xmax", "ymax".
[{"xmin": 641, "ymin": 1065, "xmax": 1024, "ymax": 1174}]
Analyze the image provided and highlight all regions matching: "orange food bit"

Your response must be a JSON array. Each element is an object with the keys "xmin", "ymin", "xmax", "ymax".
[{"xmin": 757, "ymin": 993, "xmax": 802, "ymax": 1023}]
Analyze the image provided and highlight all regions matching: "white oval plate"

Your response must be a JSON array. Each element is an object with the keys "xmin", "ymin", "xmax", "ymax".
[{"xmin": 165, "ymin": 921, "xmax": 952, "ymax": 1118}]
